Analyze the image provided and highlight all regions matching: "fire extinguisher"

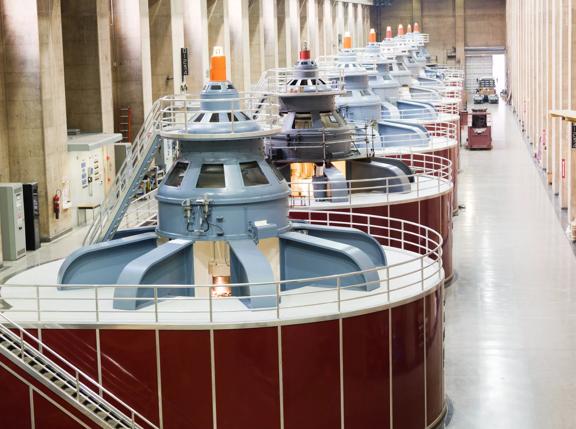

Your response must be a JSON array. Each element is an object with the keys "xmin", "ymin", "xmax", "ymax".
[{"xmin": 53, "ymin": 190, "xmax": 61, "ymax": 220}]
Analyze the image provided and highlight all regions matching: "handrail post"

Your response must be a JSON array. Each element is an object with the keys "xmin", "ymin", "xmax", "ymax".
[
  {"xmin": 276, "ymin": 282, "xmax": 281, "ymax": 319},
  {"xmin": 154, "ymin": 287, "xmax": 159, "ymax": 323},
  {"xmin": 75, "ymin": 371, "xmax": 80, "ymax": 400},
  {"xmin": 209, "ymin": 286, "xmax": 213, "ymax": 323},
  {"xmin": 337, "ymin": 277, "xmax": 341, "ymax": 313},
  {"xmin": 19, "ymin": 330, "xmax": 25, "ymax": 359},
  {"xmin": 36, "ymin": 286, "xmax": 40, "ymax": 322},
  {"xmin": 95, "ymin": 287, "xmax": 100, "ymax": 322}
]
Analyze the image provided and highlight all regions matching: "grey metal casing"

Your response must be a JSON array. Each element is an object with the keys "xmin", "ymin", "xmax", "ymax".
[{"xmin": 0, "ymin": 183, "xmax": 26, "ymax": 260}]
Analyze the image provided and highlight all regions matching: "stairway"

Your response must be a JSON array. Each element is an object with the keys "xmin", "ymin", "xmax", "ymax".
[
  {"xmin": 84, "ymin": 100, "xmax": 164, "ymax": 245},
  {"xmin": 0, "ymin": 314, "xmax": 158, "ymax": 429}
]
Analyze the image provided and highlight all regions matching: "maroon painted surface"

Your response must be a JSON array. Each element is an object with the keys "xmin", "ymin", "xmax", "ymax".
[
  {"xmin": 0, "ymin": 363, "xmax": 32, "ymax": 429},
  {"xmin": 100, "ymin": 330, "xmax": 159, "ymax": 425},
  {"xmin": 426, "ymin": 289, "xmax": 445, "ymax": 424},
  {"xmin": 214, "ymin": 327, "xmax": 280, "ymax": 429},
  {"xmin": 343, "ymin": 311, "xmax": 390, "ymax": 429},
  {"xmin": 33, "ymin": 392, "xmax": 82, "ymax": 429},
  {"xmin": 282, "ymin": 320, "xmax": 340, "ymax": 429},
  {"xmin": 159, "ymin": 330, "xmax": 213, "ymax": 429},
  {"xmin": 391, "ymin": 298, "xmax": 426, "ymax": 429},
  {"xmin": 41, "ymin": 329, "xmax": 98, "ymax": 380}
]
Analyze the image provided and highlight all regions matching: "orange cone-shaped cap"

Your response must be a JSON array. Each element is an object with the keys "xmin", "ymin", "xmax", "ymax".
[
  {"xmin": 397, "ymin": 24, "xmax": 404, "ymax": 36},
  {"xmin": 414, "ymin": 22, "xmax": 420, "ymax": 33},
  {"xmin": 210, "ymin": 46, "xmax": 226, "ymax": 81},
  {"xmin": 343, "ymin": 32, "xmax": 352, "ymax": 49},
  {"xmin": 368, "ymin": 28, "xmax": 377, "ymax": 43},
  {"xmin": 407, "ymin": 24, "xmax": 412, "ymax": 33},
  {"xmin": 385, "ymin": 26, "xmax": 393, "ymax": 40}
]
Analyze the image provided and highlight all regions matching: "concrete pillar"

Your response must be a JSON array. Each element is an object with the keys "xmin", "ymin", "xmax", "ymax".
[
  {"xmin": 97, "ymin": 0, "xmax": 114, "ymax": 133},
  {"xmin": 356, "ymin": 4, "xmax": 364, "ymax": 47},
  {"xmin": 248, "ymin": 0, "xmax": 265, "ymax": 84},
  {"xmin": 287, "ymin": 0, "xmax": 300, "ymax": 65},
  {"xmin": 277, "ymin": 0, "xmax": 288, "ymax": 67},
  {"xmin": 170, "ymin": 0, "xmax": 185, "ymax": 94},
  {"xmin": 184, "ymin": 0, "xmax": 209, "ymax": 93},
  {"xmin": 226, "ymin": 0, "xmax": 250, "ymax": 90},
  {"xmin": 321, "ymin": 0, "xmax": 333, "ymax": 56},
  {"xmin": 2, "ymin": 0, "xmax": 72, "ymax": 239},
  {"xmin": 413, "ymin": 0, "xmax": 422, "ymax": 27},
  {"xmin": 560, "ymin": 0, "xmax": 571, "ymax": 208},
  {"xmin": 455, "ymin": 0, "xmax": 465, "ymax": 67},
  {"xmin": 570, "ymin": 1, "xmax": 576, "ymax": 230},
  {"xmin": 307, "ymin": 0, "xmax": 319, "ymax": 57},
  {"xmin": 149, "ymin": 0, "xmax": 173, "ymax": 100},
  {"xmin": 111, "ymin": 0, "xmax": 153, "ymax": 136},
  {"xmin": 335, "ymin": 1, "xmax": 344, "ymax": 49},
  {"xmin": 262, "ymin": 0, "xmax": 279, "ymax": 70},
  {"xmin": 346, "ymin": 3, "xmax": 354, "ymax": 44}
]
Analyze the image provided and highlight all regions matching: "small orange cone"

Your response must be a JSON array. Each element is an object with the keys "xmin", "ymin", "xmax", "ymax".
[
  {"xmin": 343, "ymin": 31, "xmax": 352, "ymax": 49},
  {"xmin": 369, "ymin": 28, "xmax": 377, "ymax": 43},
  {"xmin": 385, "ymin": 26, "xmax": 393, "ymax": 40},
  {"xmin": 407, "ymin": 24, "xmax": 412, "ymax": 33},
  {"xmin": 397, "ymin": 24, "xmax": 404, "ymax": 36}
]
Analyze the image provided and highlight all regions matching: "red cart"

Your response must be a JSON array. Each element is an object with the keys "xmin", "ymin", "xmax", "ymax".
[{"xmin": 467, "ymin": 108, "xmax": 492, "ymax": 150}]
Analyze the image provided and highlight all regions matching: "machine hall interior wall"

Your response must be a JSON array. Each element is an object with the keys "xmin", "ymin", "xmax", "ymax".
[
  {"xmin": 148, "ymin": 0, "xmax": 174, "ymax": 101},
  {"xmin": 372, "ymin": 0, "xmax": 505, "ymax": 65},
  {"xmin": 61, "ymin": 0, "xmax": 103, "ymax": 133}
]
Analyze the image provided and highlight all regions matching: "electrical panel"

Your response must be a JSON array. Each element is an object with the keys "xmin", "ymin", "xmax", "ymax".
[{"xmin": 0, "ymin": 183, "xmax": 27, "ymax": 261}]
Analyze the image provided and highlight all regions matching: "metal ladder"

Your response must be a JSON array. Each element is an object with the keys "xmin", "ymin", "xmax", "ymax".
[
  {"xmin": 84, "ymin": 100, "xmax": 164, "ymax": 245},
  {"xmin": 0, "ymin": 313, "xmax": 159, "ymax": 429}
]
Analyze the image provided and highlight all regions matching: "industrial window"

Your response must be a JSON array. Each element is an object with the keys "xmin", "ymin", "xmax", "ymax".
[
  {"xmin": 197, "ymin": 164, "xmax": 226, "ymax": 188},
  {"xmin": 293, "ymin": 113, "xmax": 313, "ymax": 129},
  {"xmin": 211, "ymin": 84, "xmax": 222, "ymax": 90},
  {"xmin": 209, "ymin": 113, "xmax": 220, "ymax": 122},
  {"xmin": 240, "ymin": 161, "xmax": 269, "ymax": 186},
  {"xmin": 301, "ymin": 79, "xmax": 309, "ymax": 86},
  {"xmin": 310, "ymin": 79, "xmax": 317, "ymax": 85},
  {"xmin": 320, "ymin": 112, "xmax": 340, "ymax": 128},
  {"xmin": 193, "ymin": 113, "xmax": 205, "ymax": 122},
  {"xmin": 360, "ymin": 89, "xmax": 372, "ymax": 96},
  {"xmin": 165, "ymin": 161, "xmax": 189, "ymax": 187},
  {"xmin": 267, "ymin": 160, "xmax": 286, "ymax": 182}
]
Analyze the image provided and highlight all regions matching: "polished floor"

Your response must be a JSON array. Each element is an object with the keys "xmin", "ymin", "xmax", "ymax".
[{"xmin": 446, "ymin": 103, "xmax": 576, "ymax": 428}]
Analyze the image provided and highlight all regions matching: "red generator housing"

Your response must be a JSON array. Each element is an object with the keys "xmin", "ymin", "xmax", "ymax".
[{"xmin": 467, "ymin": 108, "xmax": 492, "ymax": 150}]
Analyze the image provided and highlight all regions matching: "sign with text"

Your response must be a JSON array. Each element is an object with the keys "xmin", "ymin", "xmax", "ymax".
[
  {"xmin": 572, "ymin": 123, "xmax": 576, "ymax": 149},
  {"xmin": 181, "ymin": 48, "xmax": 189, "ymax": 77}
]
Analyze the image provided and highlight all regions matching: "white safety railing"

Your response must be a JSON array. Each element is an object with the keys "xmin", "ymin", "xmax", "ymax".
[
  {"xmin": 253, "ymin": 67, "xmax": 345, "ymax": 95},
  {"xmin": 157, "ymin": 92, "xmax": 281, "ymax": 138},
  {"xmin": 0, "ymin": 312, "xmax": 159, "ymax": 429},
  {"xmin": 288, "ymin": 152, "xmax": 452, "ymax": 207},
  {"xmin": 120, "ymin": 189, "xmax": 158, "ymax": 230},
  {"xmin": 1, "ymin": 213, "xmax": 443, "ymax": 325}
]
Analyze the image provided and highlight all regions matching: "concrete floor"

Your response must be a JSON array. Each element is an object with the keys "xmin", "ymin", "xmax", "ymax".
[
  {"xmin": 445, "ymin": 103, "xmax": 576, "ymax": 428},
  {"xmin": 1, "ymin": 102, "xmax": 576, "ymax": 427}
]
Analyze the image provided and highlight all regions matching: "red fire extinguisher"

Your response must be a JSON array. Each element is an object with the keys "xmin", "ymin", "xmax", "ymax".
[{"xmin": 53, "ymin": 190, "xmax": 61, "ymax": 220}]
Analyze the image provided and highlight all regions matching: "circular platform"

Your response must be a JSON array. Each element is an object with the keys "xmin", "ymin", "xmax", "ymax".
[{"xmin": 0, "ymin": 213, "xmax": 445, "ymax": 429}]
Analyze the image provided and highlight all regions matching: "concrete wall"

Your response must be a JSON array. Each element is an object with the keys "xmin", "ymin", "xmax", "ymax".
[
  {"xmin": 149, "ymin": 0, "xmax": 173, "ymax": 100},
  {"xmin": 508, "ymin": 0, "xmax": 576, "ymax": 238},
  {"xmin": 0, "ymin": 0, "xmax": 72, "ymax": 239},
  {"xmin": 61, "ymin": 0, "xmax": 102, "ymax": 133},
  {"xmin": 373, "ymin": 0, "xmax": 506, "ymax": 64}
]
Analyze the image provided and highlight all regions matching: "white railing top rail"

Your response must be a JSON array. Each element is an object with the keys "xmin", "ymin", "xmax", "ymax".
[
  {"xmin": 2, "ymin": 212, "xmax": 443, "ymax": 326},
  {"xmin": 0, "ymin": 312, "xmax": 159, "ymax": 429},
  {"xmin": 253, "ymin": 67, "xmax": 346, "ymax": 95}
]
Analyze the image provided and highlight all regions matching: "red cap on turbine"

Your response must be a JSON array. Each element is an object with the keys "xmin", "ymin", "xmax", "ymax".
[
  {"xmin": 343, "ymin": 32, "xmax": 352, "ymax": 49},
  {"xmin": 300, "ymin": 41, "xmax": 311, "ymax": 59},
  {"xmin": 407, "ymin": 24, "xmax": 413, "ymax": 33},
  {"xmin": 414, "ymin": 22, "xmax": 421, "ymax": 33},
  {"xmin": 385, "ymin": 26, "xmax": 393, "ymax": 40},
  {"xmin": 397, "ymin": 24, "xmax": 404, "ymax": 36},
  {"xmin": 210, "ymin": 46, "xmax": 226, "ymax": 81},
  {"xmin": 369, "ymin": 28, "xmax": 377, "ymax": 43}
]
